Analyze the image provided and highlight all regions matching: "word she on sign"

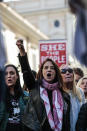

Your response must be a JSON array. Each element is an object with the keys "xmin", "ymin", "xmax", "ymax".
[{"xmin": 39, "ymin": 40, "xmax": 67, "ymax": 67}]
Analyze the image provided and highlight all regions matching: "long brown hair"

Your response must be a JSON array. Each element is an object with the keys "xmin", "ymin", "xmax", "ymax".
[{"xmin": 37, "ymin": 58, "xmax": 63, "ymax": 89}]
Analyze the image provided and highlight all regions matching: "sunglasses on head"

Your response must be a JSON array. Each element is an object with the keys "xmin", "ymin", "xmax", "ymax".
[{"xmin": 61, "ymin": 68, "xmax": 73, "ymax": 74}]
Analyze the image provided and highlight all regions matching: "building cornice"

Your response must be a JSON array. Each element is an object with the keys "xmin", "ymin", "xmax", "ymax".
[
  {"xmin": 21, "ymin": 7, "xmax": 69, "ymax": 17},
  {"xmin": 0, "ymin": 3, "xmax": 48, "ymax": 45}
]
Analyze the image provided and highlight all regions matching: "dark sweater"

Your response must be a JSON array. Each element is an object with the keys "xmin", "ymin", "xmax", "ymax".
[{"xmin": 76, "ymin": 103, "xmax": 87, "ymax": 131}]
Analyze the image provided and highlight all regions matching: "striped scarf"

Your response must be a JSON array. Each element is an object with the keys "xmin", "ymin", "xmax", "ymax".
[{"xmin": 40, "ymin": 79, "xmax": 63, "ymax": 131}]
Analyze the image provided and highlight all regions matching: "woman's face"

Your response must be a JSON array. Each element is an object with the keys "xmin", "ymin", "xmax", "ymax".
[
  {"xmin": 80, "ymin": 78, "xmax": 87, "ymax": 94},
  {"xmin": 5, "ymin": 66, "xmax": 18, "ymax": 88},
  {"xmin": 60, "ymin": 65, "xmax": 74, "ymax": 83},
  {"xmin": 42, "ymin": 61, "xmax": 56, "ymax": 83}
]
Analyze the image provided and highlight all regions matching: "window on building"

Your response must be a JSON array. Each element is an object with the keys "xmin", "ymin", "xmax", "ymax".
[{"xmin": 54, "ymin": 20, "xmax": 60, "ymax": 27}]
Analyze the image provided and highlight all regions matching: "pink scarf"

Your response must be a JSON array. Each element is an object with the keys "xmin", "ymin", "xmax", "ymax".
[{"xmin": 40, "ymin": 79, "xmax": 63, "ymax": 131}]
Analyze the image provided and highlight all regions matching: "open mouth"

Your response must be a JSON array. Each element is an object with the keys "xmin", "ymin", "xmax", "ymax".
[
  {"xmin": 66, "ymin": 76, "xmax": 71, "ymax": 79},
  {"xmin": 47, "ymin": 73, "xmax": 51, "ymax": 77},
  {"xmin": 8, "ymin": 79, "xmax": 12, "ymax": 82},
  {"xmin": 7, "ymin": 79, "xmax": 12, "ymax": 83}
]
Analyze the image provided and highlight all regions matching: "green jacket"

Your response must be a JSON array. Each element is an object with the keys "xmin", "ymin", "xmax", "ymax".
[{"xmin": 0, "ymin": 95, "xmax": 27, "ymax": 131}]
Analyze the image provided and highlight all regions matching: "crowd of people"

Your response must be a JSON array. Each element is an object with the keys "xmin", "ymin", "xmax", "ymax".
[
  {"xmin": 0, "ymin": 39, "xmax": 87, "ymax": 131},
  {"xmin": 0, "ymin": 0, "xmax": 87, "ymax": 130}
]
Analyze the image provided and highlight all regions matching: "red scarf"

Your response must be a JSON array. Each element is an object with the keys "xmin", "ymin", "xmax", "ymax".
[{"xmin": 40, "ymin": 79, "xmax": 63, "ymax": 131}]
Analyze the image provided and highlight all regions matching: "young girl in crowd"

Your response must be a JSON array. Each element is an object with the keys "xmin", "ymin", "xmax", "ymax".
[{"xmin": 77, "ymin": 75, "xmax": 87, "ymax": 102}]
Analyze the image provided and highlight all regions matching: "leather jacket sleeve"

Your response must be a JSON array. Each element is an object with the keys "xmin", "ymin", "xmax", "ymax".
[
  {"xmin": 76, "ymin": 103, "xmax": 87, "ymax": 131},
  {"xmin": 18, "ymin": 53, "xmax": 35, "ymax": 90}
]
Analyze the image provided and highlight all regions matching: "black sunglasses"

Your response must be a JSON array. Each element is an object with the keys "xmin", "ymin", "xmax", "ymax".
[{"xmin": 61, "ymin": 68, "xmax": 73, "ymax": 74}]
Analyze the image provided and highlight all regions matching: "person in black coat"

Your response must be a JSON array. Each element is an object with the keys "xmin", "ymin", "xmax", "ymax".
[
  {"xmin": 76, "ymin": 103, "xmax": 87, "ymax": 131},
  {"xmin": 16, "ymin": 39, "xmax": 71, "ymax": 131},
  {"xmin": 0, "ymin": 69, "xmax": 5, "ymax": 102}
]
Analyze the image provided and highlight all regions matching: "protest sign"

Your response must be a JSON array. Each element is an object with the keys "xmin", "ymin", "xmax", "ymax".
[{"xmin": 39, "ymin": 39, "xmax": 67, "ymax": 67}]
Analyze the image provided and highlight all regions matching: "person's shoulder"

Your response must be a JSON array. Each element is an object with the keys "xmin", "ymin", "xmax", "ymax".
[
  {"xmin": 80, "ymin": 102, "xmax": 87, "ymax": 112},
  {"xmin": 77, "ymin": 87, "xmax": 84, "ymax": 95},
  {"xmin": 82, "ymin": 102, "xmax": 87, "ymax": 107}
]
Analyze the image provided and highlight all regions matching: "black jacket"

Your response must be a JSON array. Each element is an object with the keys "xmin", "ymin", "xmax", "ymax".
[
  {"xmin": 18, "ymin": 54, "xmax": 71, "ymax": 131},
  {"xmin": 76, "ymin": 103, "xmax": 87, "ymax": 131}
]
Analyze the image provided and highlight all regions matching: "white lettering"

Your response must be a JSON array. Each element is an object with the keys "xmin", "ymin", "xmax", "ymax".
[
  {"xmin": 41, "ymin": 45, "xmax": 48, "ymax": 51},
  {"xmin": 58, "ymin": 44, "xmax": 65, "ymax": 50},
  {"xmin": 58, "ymin": 55, "xmax": 65, "ymax": 63},
  {"xmin": 41, "ymin": 55, "xmax": 65, "ymax": 64},
  {"xmin": 49, "ymin": 45, "xmax": 57, "ymax": 51}
]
